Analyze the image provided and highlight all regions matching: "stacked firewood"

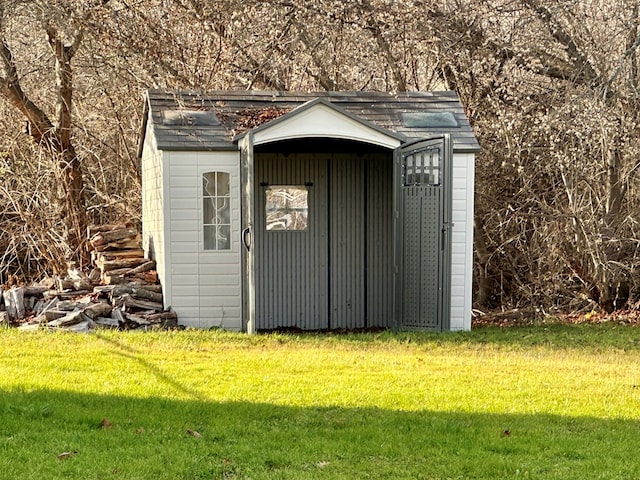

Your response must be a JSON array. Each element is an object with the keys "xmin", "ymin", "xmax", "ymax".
[
  {"xmin": 88, "ymin": 224, "xmax": 157, "ymax": 285},
  {"xmin": 0, "ymin": 224, "xmax": 178, "ymax": 332}
]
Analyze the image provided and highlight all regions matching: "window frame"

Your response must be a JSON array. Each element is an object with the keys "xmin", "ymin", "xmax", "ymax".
[
  {"xmin": 202, "ymin": 171, "xmax": 232, "ymax": 251},
  {"xmin": 264, "ymin": 185, "xmax": 309, "ymax": 232}
]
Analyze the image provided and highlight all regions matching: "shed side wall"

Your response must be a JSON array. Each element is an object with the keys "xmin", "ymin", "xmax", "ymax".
[
  {"xmin": 450, "ymin": 152, "xmax": 475, "ymax": 331},
  {"xmin": 166, "ymin": 150, "xmax": 242, "ymax": 330},
  {"xmin": 141, "ymin": 124, "xmax": 170, "ymax": 308}
]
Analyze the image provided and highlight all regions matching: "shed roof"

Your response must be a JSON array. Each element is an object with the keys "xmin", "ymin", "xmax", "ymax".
[{"xmin": 140, "ymin": 89, "xmax": 480, "ymax": 154}]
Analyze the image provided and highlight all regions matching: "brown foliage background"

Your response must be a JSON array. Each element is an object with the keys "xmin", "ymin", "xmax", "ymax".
[{"xmin": 2, "ymin": 0, "xmax": 640, "ymax": 313}]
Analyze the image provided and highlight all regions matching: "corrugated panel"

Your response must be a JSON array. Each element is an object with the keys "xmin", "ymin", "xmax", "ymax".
[
  {"xmin": 401, "ymin": 186, "xmax": 441, "ymax": 328},
  {"xmin": 254, "ymin": 152, "xmax": 329, "ymax": 330},
  {"xmin": 330, "ymin": 154, "xmax": 365, "ymax": 329},
  {"xmin": 254, "ymin": 149, "xmax": 395, "ymax": 331},
  {"xmin": 367, "ymin": 153, "xmax": 394, "ymax": 328}
]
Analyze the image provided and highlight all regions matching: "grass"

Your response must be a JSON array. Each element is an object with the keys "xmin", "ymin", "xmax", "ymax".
[{"xmin": 0, "ymin": 323, "xmax": 639, "ymax": 479}]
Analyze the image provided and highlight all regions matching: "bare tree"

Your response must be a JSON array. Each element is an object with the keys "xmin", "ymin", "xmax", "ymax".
[{"xmin": 0, "ymin": 0, "xmax": 89, "ymax": 265}]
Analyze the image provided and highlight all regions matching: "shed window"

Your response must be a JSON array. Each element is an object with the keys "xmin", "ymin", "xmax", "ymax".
[
  {"xmin": 265, "ymin": 187, "xmax": 308, "ymax": 231},
  {"xmin": 203, "ymin": 172, "xmax": 231, "ymax": 250},
  {"xmin": 401, "ymin": 112, "xmax": 458, "ymax": 128},
  {"xmin": 403, "ymin": 148, "xmax": 441, "ymax": 186}
]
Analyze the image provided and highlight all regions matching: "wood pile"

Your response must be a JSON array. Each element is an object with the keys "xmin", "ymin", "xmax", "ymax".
[{"xmin": 0, "ymin": 224, "xmax": 178, "ymax": 332}]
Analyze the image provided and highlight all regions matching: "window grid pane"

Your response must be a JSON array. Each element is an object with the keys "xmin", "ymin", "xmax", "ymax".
[{"xmin": 203, "ymin": 172, "xmax": 231, "ymax": 250}]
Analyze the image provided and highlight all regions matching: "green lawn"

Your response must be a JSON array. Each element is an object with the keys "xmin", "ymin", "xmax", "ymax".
[{"xmin": 1, "ymin": 324, "xmax": 639, "ymax": 479}]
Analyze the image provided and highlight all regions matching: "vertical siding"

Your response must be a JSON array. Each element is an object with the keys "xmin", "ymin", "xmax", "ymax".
[
  {"xmin": 254, "ymin": 152, "xmax": 329, "ymax": 330},
  {"xmin": 254, "ymin": 149, "xmax": 395, "ymax": 331},
  {"xmin": 450, "ymin": 152, "xmax": 474, "ymax": 331},
  {"xmin": 330, "ymin": 154, "xmax": 365, "ymax": 329},
  {"xmin": 367, "ymin": 153, "xmax": 394, "ymax": 328},
  {"xmin": 165, "ymin": 150, "xmax": 242, "ymax": 330}
]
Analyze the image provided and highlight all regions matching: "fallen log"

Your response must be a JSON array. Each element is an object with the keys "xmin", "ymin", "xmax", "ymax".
[
  {"xmin": 66, "ymin": 319, "xmax": 95, "ymax": 333},
  {"xmin": 94, "ymin": 317, "xmax": 120, "ymax": 329},
  {"xmin": 87, "ymin": 223, "xmax": 131, "ymax": 238},
  {"xmin": 92, "ymin": 238, "xmax": 142, "ymax": 252},
  {"xmin": 125, "ymin": 313, "xmax": 150, "ymax": 326},
  {"xmin": 56, "ymin": 278, "xmax": 73, "ymax": 290},
  {"xmin": 92, "ymin": 249, "xmax": 145, "ymax": 264},
  {"xmin": 111, "ymin": 285, "xmax": 163, "ymax": 304},
  {"xmin": 34, "ymin": 297, "xmax": 60, "ymax": 316},
  {"xmin": 53, "ymin": 290, "xmax": 92, "ymax": 300},
  {"xmin": 2, "ymin": 287, "xmax": 25, "ymax": 321},
  {"xmin": 83, "ymin": 302, "xmax": 113, "ymax": 320},
  {"xmin": 120, "ymin": 294, "xmax": 163, "ymax": 312},
  {"xmin": 48, "ymin": 311, "xmax": 91, "ymax": 328},
  {"xmin": 102, "ymin": 274, "xmax": 128, "ymax": 285},
  {"xmin": 101, "ymin": 257, "xmax": 149, "ymax": 272},
  {"xmin": 89, "ymin": 227, "xmax": 138, "ymax": 247},
  {"xmin": 44, "ymin": 310, "xmax": 68, "ymax": 321},
  {"xmin": 89, "ymin": 268, "xmax": 101, "ymax": 282},
  {"xmin": 128, "ymin": 260, "xmax": 156, "ymax": 275},
  {"xmin": 93, "ymin": 285, "xmax": 115, "ymax": 294},
  {"xmin": 23, "ymin": 286, "xmax": 49, "ymax": 296},
  {"xmin": 111, "ymin": 307, "xmax": 126, "ymax": 324},
  {"xmin": 127, "ymin": 282, "xmax": 162, "ymax": 293},
  {"xmin": 57, "ymin": 278, "xmax": 85, "ymax": 291},
  {"xmin": 142, "ymin": 271, "xmax": 158, "ymax": 283},
  {"xmin": 143, "ymin": 311, "xmax": 178, "ymax": 322},
  {"xmin": 102, "ymin": 267, "xmax": 134, "ymax": 277},
  {"xmin": 58, "ymin": 299, "xmax": 92, "ymax": 311}
]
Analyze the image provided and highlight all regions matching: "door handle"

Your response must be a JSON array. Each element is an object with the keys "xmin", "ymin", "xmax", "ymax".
[{"xmin": 242, "ymin": 226, "xmax": 252, "ymax": 252}]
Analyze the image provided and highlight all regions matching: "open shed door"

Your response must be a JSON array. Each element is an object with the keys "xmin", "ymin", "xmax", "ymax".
[{"xmin": 394, "ymin": 136, "xmax": 452, "ymax": 331}]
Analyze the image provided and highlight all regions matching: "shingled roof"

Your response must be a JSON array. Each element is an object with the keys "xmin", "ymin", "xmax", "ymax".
[{"xmin": 140, "ymin": 89, "xmax": 480, "ymax": 154}]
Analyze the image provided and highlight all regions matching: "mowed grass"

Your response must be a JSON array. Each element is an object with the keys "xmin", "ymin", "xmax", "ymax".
[{"xmin": 1, "ymin": 324, "xmax": 640, "ymax": 479}]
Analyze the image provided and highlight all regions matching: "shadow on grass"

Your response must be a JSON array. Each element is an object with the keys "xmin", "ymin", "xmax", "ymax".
[
  {"xmin": 94, "ymin": 332, "xmax": 205, "ymax": 401},
  {"xmin": 1, "ymin": 387, "xmax": 639, "ymax": 480},
  {"xmin": 267, "ymin": 323, "xmax": 640, "ymax": 352}
]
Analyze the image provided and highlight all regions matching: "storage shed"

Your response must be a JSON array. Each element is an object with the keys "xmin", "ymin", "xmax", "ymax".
[{"xmin": 139, "ymin": 90, "xmax": 479, "ymax": 332}]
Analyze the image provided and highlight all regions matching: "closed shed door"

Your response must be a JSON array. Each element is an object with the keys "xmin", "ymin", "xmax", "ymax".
[
  {"xmin": 254, "ymin": 148, "xmax": 393, "ymax": 330},
  {"xmin": 254, "ymin": 153, "xmax": 329, "ymax": 330}
]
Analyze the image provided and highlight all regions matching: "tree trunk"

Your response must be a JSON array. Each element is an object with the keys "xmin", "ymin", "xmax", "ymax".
[{"xmin": 48, "ymin": 26, "xmax": 88, "ymax": 267}]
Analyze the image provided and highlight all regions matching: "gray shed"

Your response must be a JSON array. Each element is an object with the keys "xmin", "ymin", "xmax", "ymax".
[{"xmin": 139, "ymin": 90, "xmax": 479, "ymax": 332}]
